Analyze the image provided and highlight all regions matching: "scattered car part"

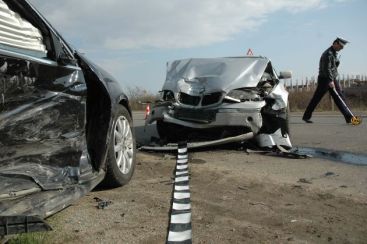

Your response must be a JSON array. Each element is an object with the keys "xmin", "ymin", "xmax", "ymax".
[
  {"xmin": 139, "ymin": 132, "xmax": 254, "ymax": 152},
  {"xmin": 0, "ymin": 216, "xmax": 51, "ymax": 236},
  {"xmin": 94, "ymin": 197, "xmax": 113, "ymax": 210}
]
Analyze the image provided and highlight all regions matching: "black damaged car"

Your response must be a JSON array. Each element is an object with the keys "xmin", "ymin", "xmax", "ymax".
[{"xmin": 0, "ymin": 0, "xmax": 136, "ymax": 234}]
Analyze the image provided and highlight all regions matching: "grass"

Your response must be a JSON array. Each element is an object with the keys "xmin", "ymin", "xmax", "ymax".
[{"xmin": 7, "ymin": 232, "xmax": 51, "ymax": 244}]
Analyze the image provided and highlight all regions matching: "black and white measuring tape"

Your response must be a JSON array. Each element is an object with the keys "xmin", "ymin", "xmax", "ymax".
[{"xmin": 167, "ymin": 143, "xmax": 192, "ymax": 244}]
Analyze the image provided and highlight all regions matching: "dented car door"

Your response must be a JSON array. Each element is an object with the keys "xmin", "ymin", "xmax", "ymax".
[
  {"xmin": 0, "ymin": 0, "xmax": 136, "ymax": 226},
  {"xmin": 0, "ymin": 49, "xmax": 88, "ymax": 192}
]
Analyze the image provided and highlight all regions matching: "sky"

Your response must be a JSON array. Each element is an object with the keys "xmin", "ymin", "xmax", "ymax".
[{"xmin": 28, "ymin": 0, "xmax": 367, "ymax": 93}]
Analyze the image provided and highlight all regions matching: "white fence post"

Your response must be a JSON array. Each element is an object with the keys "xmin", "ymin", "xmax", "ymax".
[
  {"xmin": 306, "ymin": 77, "xmax": 309, "ymax": 91},
  {"xmin": 296, "ymin": 80, "xmax": 298, "ymax": 92}
]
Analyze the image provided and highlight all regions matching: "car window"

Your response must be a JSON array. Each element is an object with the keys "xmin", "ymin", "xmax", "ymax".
[{"xmin": 0, "ymin": 0, "xmax": 48, "ymax": 58}]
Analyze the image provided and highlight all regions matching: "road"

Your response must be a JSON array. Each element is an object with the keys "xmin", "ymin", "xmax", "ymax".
[
  {"xmin": 134, "ymin": 111, "xmax": 367, "ymax": 154},
  {"xmin": 31, "ymin": 112, "xmax": 367, "ymax": 244}
]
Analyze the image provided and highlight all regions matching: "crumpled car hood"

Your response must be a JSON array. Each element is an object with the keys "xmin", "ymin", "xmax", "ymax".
[{"xmin": 162, "ymin": 57, "xmax": 270, "ymax": 93}]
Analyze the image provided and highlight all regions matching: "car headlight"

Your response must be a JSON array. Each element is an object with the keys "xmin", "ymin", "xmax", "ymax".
[
  {"xmin": 225, "ymin": 89, "xmax": 261, "ymax": 102},
  {"xmin": 160, "ymin": 90, "xmax": 175, "ymax": 101}
]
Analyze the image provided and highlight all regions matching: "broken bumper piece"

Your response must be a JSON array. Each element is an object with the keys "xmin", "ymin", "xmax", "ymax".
[
  {"xmin": 255, "ymin": 128, "xmax": 292, "ymax": 149},
  {"xmin": 0, "ymin": 216, "xmax": 51, "ymax": 236}
]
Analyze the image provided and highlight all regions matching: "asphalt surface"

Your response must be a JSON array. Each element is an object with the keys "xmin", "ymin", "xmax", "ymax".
[{"xmin": 134, "ymin": 111, "xmax": 367, "ymax": 154}]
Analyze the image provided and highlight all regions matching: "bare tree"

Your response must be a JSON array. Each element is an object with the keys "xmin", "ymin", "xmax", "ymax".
[{"xmin": 125, "ymin": 86, "xmax": 159, "ymax": 110}]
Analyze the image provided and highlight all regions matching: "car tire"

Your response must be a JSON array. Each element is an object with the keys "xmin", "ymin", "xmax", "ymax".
[{"xmin": 103, "ymin": 105, "xmax": 136, "ymax": 187}]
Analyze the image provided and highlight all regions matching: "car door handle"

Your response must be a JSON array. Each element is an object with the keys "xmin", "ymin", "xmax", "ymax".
[{"xmin": 66, "ymin": 82, "xmax": 87, "ymax": 96}]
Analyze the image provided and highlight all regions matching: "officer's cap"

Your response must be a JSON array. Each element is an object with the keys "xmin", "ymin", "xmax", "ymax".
[{"xmin": 334, "ymin": 37, "xmax": 349, "ymax": 47}]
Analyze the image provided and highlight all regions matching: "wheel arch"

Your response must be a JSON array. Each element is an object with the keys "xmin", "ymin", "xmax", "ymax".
[
  {"xmin": 77, "ymin": 55, "xmax": 132, "ymax": 172},
  {"xmin": 118, "ymin": 94, "xmax": 132, "ymax": 118},
  {"xmin": 81, "ymin": 66, "xmax": 112, "ymax": 171},
  {"xmin": 86, "ymin": 88, "xmax": 133, "ymax": 172}
]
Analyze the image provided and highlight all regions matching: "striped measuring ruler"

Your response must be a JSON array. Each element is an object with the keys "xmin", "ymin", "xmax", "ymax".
[{"xmin": 167, "ymin": 142, "xmax": 192, "ymax": 244}]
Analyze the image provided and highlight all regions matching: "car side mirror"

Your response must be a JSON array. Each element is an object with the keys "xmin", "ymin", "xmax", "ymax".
[
  {"xmin": 57, "ymin": 52, "xmax": 74, "ymax": 66},
  {"xmin": 279, "ymin": 71, "xmax": 292, "ymax": 79}
]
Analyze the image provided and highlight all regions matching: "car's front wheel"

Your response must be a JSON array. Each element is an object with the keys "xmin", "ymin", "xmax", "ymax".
[{"xmin": 104, "ymin": 105, "xmax": 136, "ymax": 187}]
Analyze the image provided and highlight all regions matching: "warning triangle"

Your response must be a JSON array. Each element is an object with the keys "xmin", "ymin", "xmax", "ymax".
[{"xmin": 246, "ymin": 49, "xmax": 253, "ymax": 56}]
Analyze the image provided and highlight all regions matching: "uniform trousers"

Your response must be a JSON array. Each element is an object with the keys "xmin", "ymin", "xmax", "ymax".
[{"xmin": 303, "ymin": 77, "xmax": 353, "ymax": 123}]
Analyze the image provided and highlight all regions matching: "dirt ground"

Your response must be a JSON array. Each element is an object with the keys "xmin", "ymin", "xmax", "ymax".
[{"xmin": 36, "ymin": 144, "xmax": 367, "ymax": 244}]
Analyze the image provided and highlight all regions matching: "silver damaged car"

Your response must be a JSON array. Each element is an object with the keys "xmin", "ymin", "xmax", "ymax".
[{"xmin": 145, "ymin": 56, "xmax": 292, "ymax": 148}]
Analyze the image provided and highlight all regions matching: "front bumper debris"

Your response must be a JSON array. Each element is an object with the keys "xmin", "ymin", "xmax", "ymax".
[{"xmin": 0, "ymin": 216, "xmax": 51, "ymax": 236}]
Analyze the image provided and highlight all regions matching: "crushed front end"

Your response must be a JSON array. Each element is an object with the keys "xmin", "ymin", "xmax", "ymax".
[{"xmin": 146, "ymin": 57, "xmax": 292, "ymax": 148}]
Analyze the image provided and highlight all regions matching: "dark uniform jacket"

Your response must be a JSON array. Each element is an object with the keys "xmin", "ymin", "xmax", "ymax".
[{"xmin": 318, "ymin": 46, "xmax": 339, "ymax": 83}]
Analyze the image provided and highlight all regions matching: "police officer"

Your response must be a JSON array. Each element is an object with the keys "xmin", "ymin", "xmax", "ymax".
[{"xmin": 302, "ymin": 37, "xmax": 354, "ymax": 124}]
